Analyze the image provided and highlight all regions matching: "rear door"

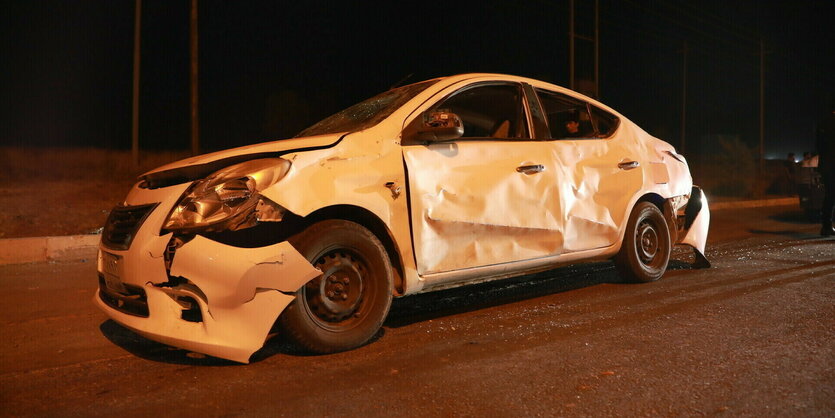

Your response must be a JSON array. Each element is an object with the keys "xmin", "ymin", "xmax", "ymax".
[{"xmin": 534, "ymin": 88, "xmax": 644, "ymax": 252}]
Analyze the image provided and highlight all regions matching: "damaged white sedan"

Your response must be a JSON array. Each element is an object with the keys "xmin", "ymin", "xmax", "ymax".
[{"xmin": 95, "ymin": 73, "xmax": 710, "ymax": 363}]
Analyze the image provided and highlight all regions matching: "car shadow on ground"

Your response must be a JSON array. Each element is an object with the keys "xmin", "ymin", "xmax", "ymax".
[
  {"xmin": 747, "ymin": 229, "xmax": 821, "ymax": 240},
  {"xmin": 99, "ymin": 319, "xmax": 325, "ymax": 365},
  {"xmin": 769, "ymin": 209, "xmax": 818, "ymax": 224},
  {"xmin": 99, "ymin": 320, "xmax": 239, "ymax": 366},
  {"xmin": 384, "ymin": 255, "xmax": 700, "ymax": 328},
  {"xmin": 100, "ymin": 315, "xmax": 392, "ymax": 365},
  {"xmin": 253, "ymin": 328, "xmax": 388, "ymax": 363},
  {"xmin": 743, "ymin": 209, "xmax": 830, "ymax": 240}
]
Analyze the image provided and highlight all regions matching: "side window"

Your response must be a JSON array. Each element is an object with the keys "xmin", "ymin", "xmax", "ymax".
[
  {"xmin": 432, "ymin": 84, "xmax": 528, "ymax": 139},
  {"xmin": 536, "ymin": 89, "xmax": 594, "ymax": 139},
  {"xmin": 590, "ymin": 105, "xmax": 620, "ymax": 138}
]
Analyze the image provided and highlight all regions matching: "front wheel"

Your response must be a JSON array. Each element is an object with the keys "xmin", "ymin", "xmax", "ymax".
[
  {"xmin": 278, "ymin": 220, "xmax": 393, "ymax": 353},
  {"xmin": 615, "ymin": 202, "xmax": 671, "ymax": 283}
]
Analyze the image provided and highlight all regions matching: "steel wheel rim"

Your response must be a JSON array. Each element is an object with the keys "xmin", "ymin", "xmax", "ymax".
[
  {"xmin": 637, "ymin": 219, "xmax": 660, "ymax": 265},
  {"xmin": 302, "ymin": 249, "xmax": 370, "ymax": 331}
]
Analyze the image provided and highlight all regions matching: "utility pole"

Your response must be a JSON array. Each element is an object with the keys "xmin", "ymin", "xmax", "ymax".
[
  {"xmin": 594, "ymin": 0, "xmax": 599, "ymax": 98},
  {"xmin": 681, "ymin": 41, "xmax": 688, "ymax": 154},
  {"xmin": 568, "ymin": 0, "xmax": 599, "ymax": 97},
  {"xmin": 759, "ymin": 39, "xmax": 765, "ymax": 176},
  {"xmin": 131, "ymin": 0, "xmax": 141, "ymax": 167},
  {"xmin": 190, "ymin": 0, "xmax": 199, "ymax": 156},
  {"xmin": 569, "ymin": 0, "xmax": 575, "ymax": 90}
]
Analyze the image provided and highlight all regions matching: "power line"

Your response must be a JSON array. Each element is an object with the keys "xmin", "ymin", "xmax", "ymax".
[
  {"xmin": 602, "ymin": 4, "xmax": 832, "ymax": 86},
  {"xmin": 618, "ymin": 0, "xmax": 760, "ymax": 50},
  {"xmin": 660, "ymin": 0, "xmax": 761, "ymax": 42},
  {"xmin": 599, "ymin": 9, "xmax": 760, "ymax": 74}
]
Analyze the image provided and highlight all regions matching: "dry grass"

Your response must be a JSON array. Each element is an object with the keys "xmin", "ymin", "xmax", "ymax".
[
  {"xmin": 689, "ymin": 158, "xmax": 790, "ymax": 199},
  {"xmin": 0, "ymin": 147, "xmax": 190, "ymax": 182},
  {"xmin": 0, "ymin": 147, "xmax": 190, "ymax": 238}
]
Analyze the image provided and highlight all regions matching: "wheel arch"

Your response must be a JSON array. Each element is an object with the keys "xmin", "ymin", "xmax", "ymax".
[
  {"xmin": 306, "ymin": 205, "xmax": 406, "ymax": 296},
  {"xmin": 636, "ymin": 192, "xmax": 665, "ymax": 210},
  {"xmin": 634, "ymin": 192, "xmax": 677, "ymax": 243}
]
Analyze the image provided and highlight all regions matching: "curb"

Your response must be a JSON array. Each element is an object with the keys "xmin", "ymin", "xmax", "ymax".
[
  {"xmin": 0, "ymin": 234, "xmax": 100, "ymax": 266},
  {"xmin": 708, "ymin": 197, "xmax": 797, "ymax": 210},
  {"xmin": 0, "ymin": 197, "xmax": 800, "ymax": 266}
]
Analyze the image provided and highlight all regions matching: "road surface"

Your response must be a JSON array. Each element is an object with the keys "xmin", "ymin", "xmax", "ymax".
[{"xmin": 1, "ymin": 205, "xmax": 833, "ymax": 416}]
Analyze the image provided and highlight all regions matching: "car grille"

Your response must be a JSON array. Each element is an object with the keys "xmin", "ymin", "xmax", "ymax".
[
  {"xmin": 98, "ymin": 274, "xmax": 149, "ymax": 317},
  {"xmin": 101, "ymin": 203, "xmax": 159, "ymax": 250}
]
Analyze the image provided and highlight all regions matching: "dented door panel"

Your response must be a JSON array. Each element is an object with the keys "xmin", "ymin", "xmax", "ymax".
[
  {"xmin": 552, "ymin": 136, "xmax": 644, "ymax": 252},
  {"xmin": 404, "ymin": 140, "xmax": 564, "ymax": 275}
]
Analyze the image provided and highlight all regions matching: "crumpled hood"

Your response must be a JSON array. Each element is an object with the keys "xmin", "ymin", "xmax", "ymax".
[{"xmin": 139, "ymin": 133, "xmax": 345, "ymax": 188}]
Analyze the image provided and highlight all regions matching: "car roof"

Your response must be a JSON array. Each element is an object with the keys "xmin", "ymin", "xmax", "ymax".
[{"xmin": 404, "ymin": 73, "xmax": 626, "ymax": 122}]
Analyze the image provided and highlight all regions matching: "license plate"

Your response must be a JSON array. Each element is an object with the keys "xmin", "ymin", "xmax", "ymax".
[{"xmin": 100, "ymin": 252, "xmax": 126, "ymax": 293}]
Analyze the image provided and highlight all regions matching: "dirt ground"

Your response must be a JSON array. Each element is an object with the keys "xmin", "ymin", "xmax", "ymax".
[
  {"xmin": 0, "ymin": 178, "xmax": 132, "ymax": 238},
  {"xmin": 0, "ymin": 147, "xmax": 188, "ymax": 239}
]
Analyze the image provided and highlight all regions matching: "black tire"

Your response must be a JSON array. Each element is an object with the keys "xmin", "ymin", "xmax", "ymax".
[
  {"xmin": 278, "ymin": 219, "xmax": 393, "ymax": 353},
  {"xmin": 615, "ymin": 202, "xmax": 671, "ymax": 283}
]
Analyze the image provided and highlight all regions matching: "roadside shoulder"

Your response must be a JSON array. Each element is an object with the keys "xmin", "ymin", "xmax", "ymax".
[
  {"xmin": 0, "ymin": 234, "xmax": 99, "ymax": 265},
  {"xmin": 709, "ymin": 197, "xmax": 797, "ymax": 210}
]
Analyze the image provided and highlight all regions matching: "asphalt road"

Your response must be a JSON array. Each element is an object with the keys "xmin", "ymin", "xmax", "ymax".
[{"xmin": 1, "ymin": 205, "xmax": 833, "ymax": 417}]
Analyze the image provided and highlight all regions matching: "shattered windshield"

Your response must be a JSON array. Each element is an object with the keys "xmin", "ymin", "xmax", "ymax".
[{"xmin": 296, "ymin": 79, "xmax": 439, "ymax": 137}]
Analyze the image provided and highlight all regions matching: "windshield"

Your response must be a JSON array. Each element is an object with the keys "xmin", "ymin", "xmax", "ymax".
[{"xmin": 296, "ymin": 79, "xmax": 439, "ymax": 137}]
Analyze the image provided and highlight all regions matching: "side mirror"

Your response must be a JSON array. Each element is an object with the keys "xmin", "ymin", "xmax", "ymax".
[{"xmin": 402, "ymin": 110, "xmax": 464, "ymax": 144}]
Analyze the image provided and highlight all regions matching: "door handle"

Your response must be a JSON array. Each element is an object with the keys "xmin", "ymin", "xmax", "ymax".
[
  {"xmin": 618, "ymin": 160, "xmax": 640, "ymax": 170},
  {"xmin": 516, "ymin": 164, "xmax": 545, "ymax": 175}
]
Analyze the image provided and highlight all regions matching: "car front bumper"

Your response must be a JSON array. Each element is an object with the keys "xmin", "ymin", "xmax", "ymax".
[
  {"xmin": 95, "ymin": 183, "xmax": 321, "ymax": 363},
  {"xmin": 94, "ymin": 284, "xmax": 295, "ymax": 363}
]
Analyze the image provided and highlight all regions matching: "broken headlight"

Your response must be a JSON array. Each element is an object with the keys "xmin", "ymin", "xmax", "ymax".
[{"xmin": 163, "ymin": 158, "xmax": 290, "ymax": 232}]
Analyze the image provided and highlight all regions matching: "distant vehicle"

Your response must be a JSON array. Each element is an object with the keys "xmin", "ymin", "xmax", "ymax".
[
  {"xmin": 95, "ymin": 73, "xmax": 710, "ymax": 363},
  {"xmin": 797, "ymin": 166, "xmax": 824, "ymax": 219}
]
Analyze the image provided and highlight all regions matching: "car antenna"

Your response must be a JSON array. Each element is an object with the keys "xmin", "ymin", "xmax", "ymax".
[{"xmin": 390, "ymin": 73, "xmax": 414, "ymax": 90}]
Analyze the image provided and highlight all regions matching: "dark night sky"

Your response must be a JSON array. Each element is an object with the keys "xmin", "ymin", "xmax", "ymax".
[{"xmin": 1, "ymin": 0, "xmax": 833, "ymax": 158}]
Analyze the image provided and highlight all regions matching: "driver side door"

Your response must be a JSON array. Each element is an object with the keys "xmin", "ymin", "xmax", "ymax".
[{"xmin": 402, "ymin": 82, "xmax": 566, "ymax": 276}]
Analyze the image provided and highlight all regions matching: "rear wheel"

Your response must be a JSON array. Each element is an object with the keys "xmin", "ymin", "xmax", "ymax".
[
  {"xmin": 278, "ymin": 220, "xmax": 393, "ymax": 353},
  {"xmin": 615, "ymin": 202, "xmax": 671, "ymax": 283}
]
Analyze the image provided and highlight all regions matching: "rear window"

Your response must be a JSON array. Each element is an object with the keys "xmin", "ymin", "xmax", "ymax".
[
  {"xmin": 535, "ymin": 88, "xmax": 620, "ymax": 139},
  {"xmin": 536, "ymin": 89, "xmax": 594, "ymax": 139},
  {"xmin": 590, "ymin": 105, "xmax": 619, "ymax": 138}
]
